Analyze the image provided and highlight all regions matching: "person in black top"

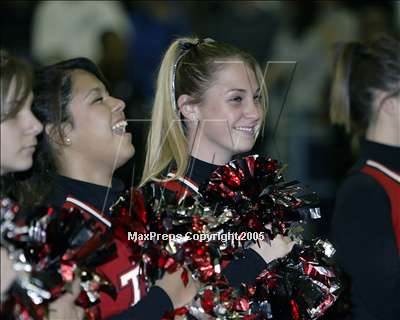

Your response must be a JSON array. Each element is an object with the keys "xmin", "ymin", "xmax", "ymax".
[
  {"xmin": 330, "ymin": 35, "xmax": 400, "ymax": 320},
  {"xmin": 0, "ymin": 49, "xmax": 43, "ymax": 306},
  {"xmin": 21, "ymin": 58, "xmax": 199, "ymax": 319},
  {"xmin": 139, "ymin": 37, "xmax": 294, "ymax": 293},
  {"xmin": 49, "ymin": 174, "xmax": 125, "ymax": 216}
]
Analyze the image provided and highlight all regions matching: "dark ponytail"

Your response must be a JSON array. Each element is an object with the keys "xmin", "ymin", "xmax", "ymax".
[{"xmin": 330, "ymin": 34, "xmax": 400, "ymax": 135}]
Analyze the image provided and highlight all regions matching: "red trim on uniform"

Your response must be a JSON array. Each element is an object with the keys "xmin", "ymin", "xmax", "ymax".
[
  {"xmin": 63, "ymin": 196, "xmax": 109, "ymax": 233},
  {"xmin": 362, "ymin": 164, "xmax": 400, "ymax": 254},
  {"xmin": 159, "ymin": 180, "xmax": 195, "ymax": 200},
  {"xmin": 167, "ymin": 171, "xmax": 199, "ymax": 187},
  {"xmin": 179, "ymin": 175, "xmax": 199, "ymax": 190},
  {"xmin": 62, "ymin": 195, "xmax": 144, "ymax": 318},
  {"xmin": 63, "ymin": 195, "xmax": 97, "ymax": 211}
]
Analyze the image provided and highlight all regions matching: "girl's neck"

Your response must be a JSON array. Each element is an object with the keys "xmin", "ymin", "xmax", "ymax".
[
  {"xmin": 189, "ymin": 150, "xmax": 231, "ymax": 165},
  {"xmin": 188, "ymin": 136, "xmax": 233, "ymax": 165},
  {"xmin": 58, "ymin": 157, "xmax": 114, "ymax": 188},
  {"xmin": 366, "ymin": 118, "xmax": 400, "ymax": 148}
]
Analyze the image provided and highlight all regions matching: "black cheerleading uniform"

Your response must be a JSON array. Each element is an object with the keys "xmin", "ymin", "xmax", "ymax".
[
  {"xmin": 331, "ymin": 140, "xmax": 400, "ymax": 320},
  {"xmin": 47, "ymin": 175, "xmax": 174, "ymax": 320},
  {"xmin": 50, "ymin": 175, "xmax": 125, "ymax": 215},
  {"xmin": 156, "ymin": 157, "xmax": 269, "ymax": 289}
]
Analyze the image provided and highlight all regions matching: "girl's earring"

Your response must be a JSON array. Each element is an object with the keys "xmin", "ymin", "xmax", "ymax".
[{"xmin": 65, "ymin": 137, "xmax": 72, "ymax": 145}]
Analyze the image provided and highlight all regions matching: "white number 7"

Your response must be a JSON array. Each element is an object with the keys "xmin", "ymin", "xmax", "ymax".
[{"xmin": 120, "ymin": 265, "xmax": 141, "ymax": 305}]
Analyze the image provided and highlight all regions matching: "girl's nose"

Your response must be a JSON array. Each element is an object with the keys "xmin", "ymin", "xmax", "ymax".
[
  {"xmin": 27, "ymin": 110, "xmax": 43, "ymax": 135},
  {"xmin": 111, "ymin": 97, "xmax": 126, "ymax": 113}
]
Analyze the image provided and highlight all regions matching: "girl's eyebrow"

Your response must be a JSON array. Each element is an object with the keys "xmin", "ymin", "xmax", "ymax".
[
  {"xmin": 225, "ymin": 88, "xmax": 261, "ymax": 94},
  {"xmin": 225, "ymin": 88, "xmax": 246, "ymax": 94},
  {"xmin": 84, "ymin": 87, "xmax": 105, "ymax": 99}
]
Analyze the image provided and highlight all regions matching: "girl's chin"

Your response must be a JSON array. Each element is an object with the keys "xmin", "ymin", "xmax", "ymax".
[
  {"xmin": 115, "ymin": 153, "xmax": 134, "ymax": 169},
  {"xmin": 233, "ymin": 143, "xmax": 255, "ymax": 154},
  {"xmin": 14, "ymin": 160, "xmax": 33, "ymax": 173},
  {"xmin": 113, "ymin": 132, "xmax": 132, "ymax": 138},
  {"xmin": 121, "ymin": 145, "xmax": 135, "ymax": 161}
]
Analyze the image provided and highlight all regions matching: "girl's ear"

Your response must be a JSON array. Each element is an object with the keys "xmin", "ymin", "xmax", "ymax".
[
  {"xmin": 381, "ymin": 94, "xmax": 399, "ymax": 117},
  {"xmin": 177, "ymin": 94, "xmax": 198, "ymax": 121},
  {"xmin": 45, "ymin": 122, "xmax": 73, "ymax": 146}
]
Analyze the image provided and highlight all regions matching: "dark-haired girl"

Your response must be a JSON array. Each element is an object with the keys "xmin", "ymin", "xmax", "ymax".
[
  {"xmin": 24, "ymin": 57, "xmax": 198, "ymax": 319},
  {"xmin": 330, "ymin": 35, "xmax": 400, "ymax": 320}
]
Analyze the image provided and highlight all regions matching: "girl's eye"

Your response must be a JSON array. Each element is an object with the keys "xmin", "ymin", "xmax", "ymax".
[
  {"xmin": 93, "ymin": 97, "xmax": 103, "ymax": 103},
  {"xmin": 231, "ymin": 96, "xmax": 243, "ymax": 103},
  {"xmin": 254, "ymin": 95, "xmax": 262, "ymax": 102}
]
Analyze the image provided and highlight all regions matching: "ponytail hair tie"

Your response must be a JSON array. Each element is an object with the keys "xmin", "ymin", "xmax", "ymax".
[{"xmin": 178, "ymin": 37, "xmax": 215, "ymax": 52}]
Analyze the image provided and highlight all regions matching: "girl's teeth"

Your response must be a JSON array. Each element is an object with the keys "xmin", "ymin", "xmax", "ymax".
[
  {"xmin": 234, "ymin": 127, "xmax": 254, "ymax": 133},
  {"xmin": 112, "ymin": 120, "xmax": 128, "ymax": 135}
]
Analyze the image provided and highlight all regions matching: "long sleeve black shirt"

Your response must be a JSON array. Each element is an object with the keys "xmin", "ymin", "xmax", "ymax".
[{"xmin": 331, "ymin": 140, "xmax": 400, "ymax": 320}]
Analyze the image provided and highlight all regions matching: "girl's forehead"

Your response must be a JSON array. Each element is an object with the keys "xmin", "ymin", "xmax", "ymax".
[
  {"xmin": 1, "ymin": 83, "xmax": 31, "ymax": 120},
  {"xmin": 70, "ymin": 70, "xmax": 105, "ymax": 95},
  {"xmin": 5, "ymin": 76, "xmax": 27, "ymax": 104},
  {"xmin": 5, "ymin": 75, "xmax": 18, "ymax": 97},
  {"xmin": 71, "ymin": 69, "xmax": 100, "ymax": 86},
  {"xmin": 211, "ymin": 63, "xmax": 258, "ymax": 90}
]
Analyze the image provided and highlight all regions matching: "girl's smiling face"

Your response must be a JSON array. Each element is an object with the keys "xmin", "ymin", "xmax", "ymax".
[
  {"xmin": 187, "ymin": 62, "xmax": 262, "ymax": 164},
  {"xmin": 65, "ymin": 70, "xmax": 135, "ymax": 169}
]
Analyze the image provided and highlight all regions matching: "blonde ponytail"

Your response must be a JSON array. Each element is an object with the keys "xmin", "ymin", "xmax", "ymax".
[
  {"xmin": 140, "ymin": 39, "xmax": 191, "ymax": 186},
  {"xmin": 330, "ymin": 43, "xmax": 357, "ymax": 134}
]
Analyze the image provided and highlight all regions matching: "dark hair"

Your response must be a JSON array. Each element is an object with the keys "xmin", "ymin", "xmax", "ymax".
[
  {"xmin": 0, "ymin": 49, "xmax": 32, "ymax": 122},
  {"xmin": 18, "ymin": 58, "xmax": 107, "ymax": 207},
  {"xmin": 330, "ymin": 34, "xmax": 400, "ymax": 135}
]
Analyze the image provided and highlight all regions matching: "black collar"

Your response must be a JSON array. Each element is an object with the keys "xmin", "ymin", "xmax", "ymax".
[
  {"xmin": 185, "ymin": 157, "xmax": 220, "ymax": 186},
  {"xmin": 48, "ymin": 175, "xmax": 125, "ymax": 215},
  {"xmin": 359, "ymin": 140, "xmax": 400, "ymax": 172}
]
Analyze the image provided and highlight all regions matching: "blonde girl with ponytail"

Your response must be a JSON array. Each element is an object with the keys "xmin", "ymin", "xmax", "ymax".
[{"xmin": 141, "ymin": 37, "xmax": 294, "ymax": 291}]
